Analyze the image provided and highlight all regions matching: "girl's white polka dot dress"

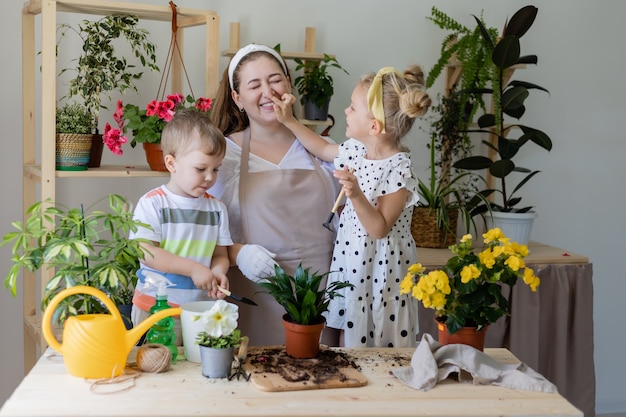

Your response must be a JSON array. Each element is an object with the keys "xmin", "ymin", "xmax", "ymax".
[{"xmin": 325, "ymin": 139, "xmax": 419, "ymax": 348}]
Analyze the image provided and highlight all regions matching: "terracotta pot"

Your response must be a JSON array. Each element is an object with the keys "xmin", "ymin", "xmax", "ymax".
[
  {"xmin": 143, "ymin": 142, "xmax": 168, "ymax": 172},
  {"xmin": 282, "ymin": 314, "xmax": 324, "ymax": 359},
  {"xmin": 436, "ymin": 318, "xmax": 488, "ymax": 351}
]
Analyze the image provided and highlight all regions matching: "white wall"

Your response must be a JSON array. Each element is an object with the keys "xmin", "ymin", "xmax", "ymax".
[{"xmin": 2, "ymin": 0, "xmax": 624, "ymax": 414}]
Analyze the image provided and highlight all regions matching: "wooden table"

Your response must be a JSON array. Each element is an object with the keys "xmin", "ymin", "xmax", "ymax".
[
  {"xmin": 0, "ymin": 347, "xmax": 582, "ymax": 417},
  {"xmin": 416, "ymin": 241, "xmax": 594, "ymax": 417}
]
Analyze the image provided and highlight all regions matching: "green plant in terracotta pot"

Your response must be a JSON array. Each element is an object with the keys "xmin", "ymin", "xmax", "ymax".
[
  {"xmin": 257, "ymin": 263, "xmax": 353, "ymax": 358},
  {"xmin": 401, "ymin": 227, "xmax": 541, "ymax": 350}
]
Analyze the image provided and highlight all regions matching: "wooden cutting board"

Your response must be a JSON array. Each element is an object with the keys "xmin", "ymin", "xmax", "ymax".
[{"xmin": 243, "ymin": 346, "xmax": 368, "ymax": 392}]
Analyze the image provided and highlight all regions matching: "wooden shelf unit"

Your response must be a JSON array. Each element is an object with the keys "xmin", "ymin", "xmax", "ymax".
[
  {"xmin": 222, "ymin": 22, "xmax": 334, "ymax": 130},
  {"xmin": 21, "ymin": 0, "xmax": 220, "ymax": 372}
]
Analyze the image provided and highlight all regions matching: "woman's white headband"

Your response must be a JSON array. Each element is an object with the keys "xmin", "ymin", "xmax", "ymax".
[{"xmin": 228, "ymin": 43, "xmax": 288, "ymax": 89}]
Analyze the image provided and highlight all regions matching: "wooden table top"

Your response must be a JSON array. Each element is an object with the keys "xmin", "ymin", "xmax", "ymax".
[
  {"xmin": 0, "ymin": 347, "xmax": 582, "ymax": 417},
  {"xmin": 417, "ymin": 241, "xmax": 589, "ymax": 267}
]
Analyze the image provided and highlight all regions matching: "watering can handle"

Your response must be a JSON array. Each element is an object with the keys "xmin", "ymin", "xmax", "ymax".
[{"xmin": 42, "ymin": 286, "xmax": 122, "ymax": 354}]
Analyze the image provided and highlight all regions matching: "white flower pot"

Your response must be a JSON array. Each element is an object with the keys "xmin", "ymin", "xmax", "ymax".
[
  {"xmin": 180, "ymin": 301, "xmax": 216, "ymax": 363},
  {"xmin": 486, "ymin": 211, "xmax": 536, "ymax": 245}
]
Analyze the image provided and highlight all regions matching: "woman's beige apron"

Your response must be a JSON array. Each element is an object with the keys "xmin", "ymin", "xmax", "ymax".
[{"xmin": 228, "ymin": 128, "xmax": 335, "ymax": 345}]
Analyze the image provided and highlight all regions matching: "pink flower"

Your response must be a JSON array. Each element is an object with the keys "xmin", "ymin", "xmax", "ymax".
[
  {"xmin": 105, "ymin": 94, "xmax": 213, "ymax": 153},
  {"xmin": 113, "ymin": 100, "xmax": 125, "ymax": 130},
  {"xmin": 145, "ymin": 100, "xmax": 160, "ymax": 117},
  {"xmin": 195, "ymin": 97, "xmax": 213, "ymax": 112},
  {"xmin": 103, "ymin": 123, "xmax": 128, "ymax": 156}
]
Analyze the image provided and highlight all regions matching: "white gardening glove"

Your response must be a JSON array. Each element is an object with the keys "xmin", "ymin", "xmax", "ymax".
[{"xmin": 236, "ymin": 244, "xmax": 279, "ymax": 282}]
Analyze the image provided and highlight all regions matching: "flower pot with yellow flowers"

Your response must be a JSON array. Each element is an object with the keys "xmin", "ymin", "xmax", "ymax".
[{"xmin": 400, "ymin": 227, "xmax": 540, "ymax": 350}]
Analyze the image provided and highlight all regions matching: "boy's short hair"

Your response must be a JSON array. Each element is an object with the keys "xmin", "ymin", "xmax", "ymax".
[{"xmin": 161, "ymin": 108, "xmax": 226, "ymax": 157}]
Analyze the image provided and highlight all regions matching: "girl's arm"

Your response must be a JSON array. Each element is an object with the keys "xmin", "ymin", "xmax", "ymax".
[
  {"xmin": 335, "ymin": 167, "xmax": 409, "ymax": 239},
  {"xmin": 272, "ymin": 93, "xmax": 339, "ymax": 162}
]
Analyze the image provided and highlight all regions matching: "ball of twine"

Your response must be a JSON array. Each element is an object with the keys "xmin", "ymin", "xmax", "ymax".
[{"xmin": 136, "ymin": 343, "xmax": 172, "ymax": 373}]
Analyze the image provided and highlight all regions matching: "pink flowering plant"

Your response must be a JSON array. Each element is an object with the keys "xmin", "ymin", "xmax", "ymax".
[
  {"xmin": 400, "ymin": 227, "xmax": 540, "ymax": 335},
  {"xmin": 103, "ymin": 93, "xmax": 213, "ymax": 155}
]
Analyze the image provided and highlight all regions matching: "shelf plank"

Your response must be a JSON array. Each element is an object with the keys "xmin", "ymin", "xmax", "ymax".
[
  {"xmin": 221, "ymin": 48, "xmax": 334, "ymax": 61},
  {"xmin": 24, "ymin": 0, "xmax": 216, "ymax": 28},
  {"xmin": 24, "ymin": 164, "xmax": 170, "ymax": 179}
]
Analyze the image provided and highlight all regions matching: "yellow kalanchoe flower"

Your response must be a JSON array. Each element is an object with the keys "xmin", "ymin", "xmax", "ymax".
[
  {"xmin": 505, "ymin": 255, "xmax": 525, "ymax": 271},
  {"xmin": 460, "ymin": 264, "xmax": 481, "ymax": 283},
  {"xmin": 460, "ymin": 234, "xmax": 473, "ymax": 243},
  {"xmin": 478, "ymin": 248, "xmax": 496, "ymax": 269}
]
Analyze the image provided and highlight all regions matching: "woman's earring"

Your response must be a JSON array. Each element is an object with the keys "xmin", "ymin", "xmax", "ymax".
[{"xmin": 239, "ymin": 107, "xmax": 245, "ymax": 113}]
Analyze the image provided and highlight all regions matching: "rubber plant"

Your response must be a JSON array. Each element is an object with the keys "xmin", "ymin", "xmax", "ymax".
[{"xmin": 452, "ymin": 5, "xmax": 552, "ymax": 213}]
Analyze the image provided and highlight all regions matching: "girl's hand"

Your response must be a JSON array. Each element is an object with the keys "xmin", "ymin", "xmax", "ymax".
[
  {"xmin": 334, "ymin": 166, "xmax": 362, "ymax": 200},
  {"xmin": 271, "ymin": 92, "xmax": 297, "ymax": 125}
]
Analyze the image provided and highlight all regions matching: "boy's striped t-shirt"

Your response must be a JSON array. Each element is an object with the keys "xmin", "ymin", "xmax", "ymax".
[{"xmin": 130, "ymin": 185, "xmax": 233, "ymax": 310}]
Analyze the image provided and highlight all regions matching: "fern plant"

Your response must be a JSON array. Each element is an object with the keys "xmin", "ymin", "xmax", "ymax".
[{"xmin": 425, "ymin": 6, "xmax": 498, "ymax": 128}]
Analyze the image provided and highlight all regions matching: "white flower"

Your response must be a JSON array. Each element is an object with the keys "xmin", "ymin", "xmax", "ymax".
[{"xmin": 197, "ymin": 300, "xmax": 239, "ymax": 338}]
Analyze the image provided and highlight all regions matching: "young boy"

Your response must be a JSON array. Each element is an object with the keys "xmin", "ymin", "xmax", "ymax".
[{"xmin": 130, "ymin": 108, "xmax": 233, "ymax": 338}]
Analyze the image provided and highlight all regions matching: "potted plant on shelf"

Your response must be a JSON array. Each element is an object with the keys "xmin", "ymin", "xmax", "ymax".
[
  {"xmin": 194, "ymin": 299, "xmax": 244, "ymax": 378},
  {"xmin": 452, "ymin": 5, "xmax": 552, "ymax": 244},
  {"xmin": 413, "ymin": 94, "xmax": 492, "ymax": 248},
  {"xmin": 1, "ymin": 194, "xmax": 151, "ymax": 325},
  {"xmin": 56, "ymin": 14, "xmax": 159, "ymax": 164},
  {"xmin": 55, "ymin": 102, "xmax": 94, "ymax": 171},
  {"xmin": 103, "ymin": 94, "xmax": 213, "ymax": 171},
  {"xmin": 293, "ymin": 54, "xmax": 348, "ymax": 121},
  {"xmin": 257, "ymin": 263, "xmax": 353, "ymax": 358},
  {"xmin": 401, "ymin": 227, "xmax": 541, "ymax": 351}
]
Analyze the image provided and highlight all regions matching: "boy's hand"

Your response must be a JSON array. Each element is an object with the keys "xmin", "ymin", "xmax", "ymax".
[{"xmin": 190, "ymin": 266, "xmax": 225, "ymax": 299}]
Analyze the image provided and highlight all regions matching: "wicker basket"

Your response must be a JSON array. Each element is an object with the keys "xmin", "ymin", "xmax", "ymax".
[
  {"xmin": 411, "ymin": 206, "xmax": 458, "ymax": 248},
  {"xmin": 56, "ymin": 133, "xmax": 93, "ymax": 171}
]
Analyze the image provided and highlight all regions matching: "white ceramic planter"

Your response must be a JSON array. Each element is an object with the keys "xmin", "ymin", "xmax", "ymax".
[
  {"xmin": 486, "ymin": 211, "xmax": 536, "ymax": 245},
  {"xmin": 180, "ymin": 301, "xmax": 216, "ymax": 363}
]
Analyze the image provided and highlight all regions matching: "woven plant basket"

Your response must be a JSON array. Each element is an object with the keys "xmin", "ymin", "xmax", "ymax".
[
  {"xmin": 411, "ymin": 206, "xmax": 458, "ymax": 248},
  {"xmin": 56, "ymin": 133, "xmax": 92, "ymax": 171}
]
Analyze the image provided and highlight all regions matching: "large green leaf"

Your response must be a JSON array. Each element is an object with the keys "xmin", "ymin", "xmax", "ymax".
[
  {"xmin": 492, "ymin": 36, "xmax": 520, "ymax": 70},
  {"xmin": 502, "ymin": 5, "xmax": 538, "ymax": 38}
]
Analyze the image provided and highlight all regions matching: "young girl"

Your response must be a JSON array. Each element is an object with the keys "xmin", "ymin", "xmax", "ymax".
[{"xmin": 273, "ymin": 65, "xmax": 431, "ymax": 347}]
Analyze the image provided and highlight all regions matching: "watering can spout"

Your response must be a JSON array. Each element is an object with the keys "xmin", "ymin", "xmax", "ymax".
[{"xmin": 126, "ymin": 307, "xmax": 182, "ymax": 348}]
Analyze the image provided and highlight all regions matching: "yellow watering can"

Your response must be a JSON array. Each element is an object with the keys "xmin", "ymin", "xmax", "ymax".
[{"xmin": 42, "ymin": 285, "xmax": 181, "ymax": 379}]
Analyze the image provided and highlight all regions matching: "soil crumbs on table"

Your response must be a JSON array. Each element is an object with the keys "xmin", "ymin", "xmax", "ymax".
[{"xmin": 248, "ymin": 347, "xmax": 361, "ymax": 385}]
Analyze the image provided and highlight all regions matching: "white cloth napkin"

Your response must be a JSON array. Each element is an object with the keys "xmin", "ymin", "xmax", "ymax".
[{"xmin": 392, "ymin": 333, "xmax": 557, "ymax": 392}]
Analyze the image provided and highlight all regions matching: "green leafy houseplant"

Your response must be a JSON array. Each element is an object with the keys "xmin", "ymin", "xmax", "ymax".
[
  {"xmin": 453, "ymin": 5, "xmax": 552, "ymax": 213},
  {"xmin": 57, "ymin": 14, "xmax": 159, "ymax": 134},
  {"xmin": 415, "ymin": 95, "xmax": 492, "ymax": 243},
  {"xmin": 257, "ymin": 263, "xmax": 354, "ymax": 325},
  {"xmin": 194, "ymin": 300, "xmax": 243, "ymax": 348},
  {"xmin": 55, "ymin": 102, "xmax": 93, "ymax": 134},
  {"xmin": 293, "ymin": 54, "xmax": 348, "ymax": 110},
  {"xmin": 1, "ymin": 194, "xmax": 152, "ymax": 324},
  {"xmin": 401, "ymin": 227, "xmax": 540, "ymax": 335},
  {"xmin": 425, "ymin": 6, "xmax": 498, "ymax": 120}
]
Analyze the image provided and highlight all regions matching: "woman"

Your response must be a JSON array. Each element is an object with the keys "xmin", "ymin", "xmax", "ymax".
[{"xmin": 209, "ymin": 44, "xmax": 340, "ymax": 345}]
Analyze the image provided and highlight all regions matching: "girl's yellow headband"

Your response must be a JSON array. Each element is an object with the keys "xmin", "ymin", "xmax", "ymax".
[{"xmin": 366, "ymin": 67, "xmax": 400, "ymax": 133}]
